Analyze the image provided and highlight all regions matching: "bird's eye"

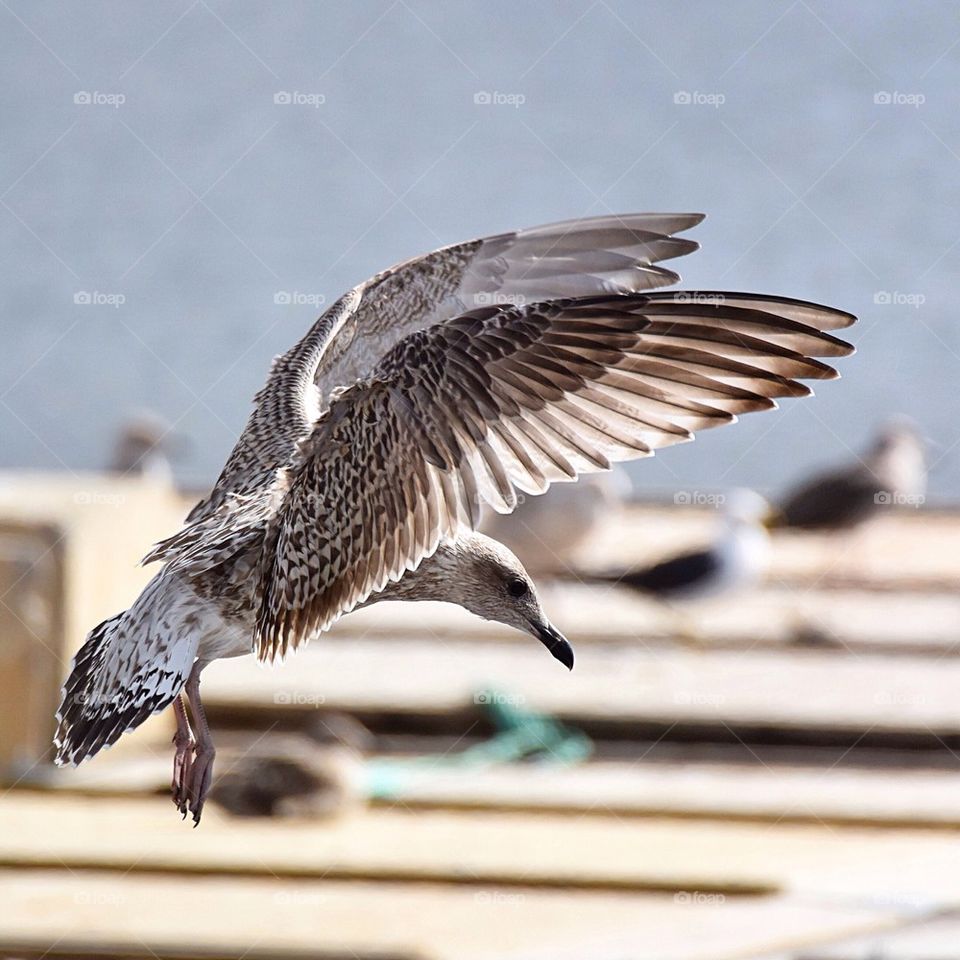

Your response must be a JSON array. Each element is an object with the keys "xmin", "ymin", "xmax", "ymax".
[{"xmin": 507, "ymin": 578, "xmax": 529, "ymax": 599}]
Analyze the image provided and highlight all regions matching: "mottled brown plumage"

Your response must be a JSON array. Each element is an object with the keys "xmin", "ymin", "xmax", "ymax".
[{"xmin": 55, "ymin": 212, "xmax": 856, "ymax": 823}]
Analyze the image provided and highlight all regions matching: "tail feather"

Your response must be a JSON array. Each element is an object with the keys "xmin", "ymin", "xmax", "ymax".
[
  {"xmin": 54, "ymin": 578, "xmax": 193, "ymax": 766},
  {"xmin": 55, "ymin": 614, "xmax": 126, "ymax": 765}
]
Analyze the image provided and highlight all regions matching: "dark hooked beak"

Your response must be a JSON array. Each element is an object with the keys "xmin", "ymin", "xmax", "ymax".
[{"xmin": 533, "ymin": 620, "xmax": 574, "ymax": 670}]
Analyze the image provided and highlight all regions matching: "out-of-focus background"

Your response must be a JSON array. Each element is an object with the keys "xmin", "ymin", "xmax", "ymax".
[{"xmin": 3, "ymin": 3, "xmax": 960, "ymax": 959}]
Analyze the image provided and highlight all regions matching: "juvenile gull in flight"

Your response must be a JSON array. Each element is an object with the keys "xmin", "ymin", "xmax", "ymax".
[{"xmin": 55, "ymin": 212, "xmax": 855, "ymax": 822}]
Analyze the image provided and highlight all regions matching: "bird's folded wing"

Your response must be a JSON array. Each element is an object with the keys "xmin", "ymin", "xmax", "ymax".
[
  {"xmin": 174, "ymin": 213, "xmax": 702, "ymax": 537},
  {"xmin": 254, "ymin": 291, "xmax": 855, "ymax": 661}
]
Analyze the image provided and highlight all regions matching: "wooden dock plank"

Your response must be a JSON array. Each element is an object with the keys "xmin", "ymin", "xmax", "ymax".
[
  {"xmin": 0, "ymin": 869, "xmax": 906, "ymax": 960},
  {"xmin": 4, "ymin": 793, "xmax": 960, "ymax": 909},
  {"xmin": 586, "ymin": 507, "xmax": 960, "ymax": 591},
  {"xmin": 337, "ymin": 585, "xmax": 960, "ymax": 654},
  {"xmin": 37, "ymin": 758, "xmax": 960, "ymax": 830},
  {"xmin": 201, "ymin": 639, "xmax": 960, "ymax": 739},
  {"xmin": 796, "ymin": 909, "xmax": 960, "ymax": 959},
  {"xmin": 365, "ymin": 761, "xmax": 960, "ymax": 829}
]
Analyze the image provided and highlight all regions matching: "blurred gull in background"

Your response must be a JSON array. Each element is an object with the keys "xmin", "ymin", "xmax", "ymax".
[
  {"xmin": 603, "ymin": 488, "xmax": 772, "ymax": 603},
  {"xmin": 108, "ymin": 410, "xmax": 186, "ymax": 485},
  {"xmin": 770, "ymin": 417, "xmax": 927, "ymax": 531}
]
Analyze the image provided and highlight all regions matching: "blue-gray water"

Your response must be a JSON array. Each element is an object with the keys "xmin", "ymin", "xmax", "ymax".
[{"xmin": 3, "ymin": 2, "xmax": 958, "ymax": 500}]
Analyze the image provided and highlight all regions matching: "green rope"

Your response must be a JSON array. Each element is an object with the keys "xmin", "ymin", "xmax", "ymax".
[{"xmin": 366, "ymin": 687, "xmax": 592, "ymax": 800}]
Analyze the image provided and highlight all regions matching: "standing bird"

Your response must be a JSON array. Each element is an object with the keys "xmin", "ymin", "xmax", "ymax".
[
  {"xmin": 604, "ymin": 489, "xmax": 772, "ymax": 603},
  {"xmin": 109, "ymin": 411, "xmax": 182, "ymax": 483},
  {"xmin": 771, "ymin": 418, "xmax": 926, "ymax": 531},
  {"xmin": 54, "ymin": 212, "xmax": 855, "ymax": 823}
]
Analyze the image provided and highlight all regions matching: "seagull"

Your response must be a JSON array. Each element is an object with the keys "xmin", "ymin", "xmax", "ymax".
[
  {"xmin": 109, "ymin": 411, "xmax": 182, "ymax": 483},
  {"xmin": 604, "ymin": 488, "xmax": 772, "ymax": 603},
  {"xmin": 770, "ymin": 417, "xmax": 926, "ymax": 531},
  {"xmin": 54, "ymin": 212, "xmax": 855, "ymax": 823}
]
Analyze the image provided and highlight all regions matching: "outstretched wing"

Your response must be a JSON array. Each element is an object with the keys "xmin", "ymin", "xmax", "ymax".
[
  {"xmin": 154, "ymin": 212, "xmax": 705, "ymax": 560},
  {"xmin": 311, "ymin": 213, "xmax": 705, "ymax": 399},
  {"xmin": 254, "ymin": 291, "xmax": 855, "ymax": 660}
]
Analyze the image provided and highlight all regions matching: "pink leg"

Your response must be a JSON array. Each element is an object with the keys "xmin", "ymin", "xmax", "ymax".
[
  {"xmin": 171, "ymin": 694, "xmax": 194, "ymax": 817},
  {"xmin": 182, "ymin": 659, "xmax": 215, "ymax": 826}
]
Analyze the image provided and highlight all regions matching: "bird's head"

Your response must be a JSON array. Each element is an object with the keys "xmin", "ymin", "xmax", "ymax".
[{"xmin": 399, "ymin": 532, "xmax": 574, "ymax": 670}]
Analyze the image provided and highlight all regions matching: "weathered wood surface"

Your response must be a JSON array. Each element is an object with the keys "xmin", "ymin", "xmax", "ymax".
[
  {"xmin": 5, "ymin": 793, "xmax": 960, "ymax": 909},
  {"xmin": 7, "ymin": 489, "xmax": 960, "ymax": 958},
  {"xmin": 0, "ymin": 520, "xmax": 64, "ymax": 774},
  {"xmin": 586, "ymin": 505, "xmax": 960, "ymax": 590},
  {"xmin": 338, "ymin": 585, "xmax": 960, "ymax": 654},
  {"xmin": 34, "ymin": 755, "xmax": 960, "ymax": 829},
  {"xmin": 801, "ymin": 909, "xmax": 960, "ymax": 959},
  {"xmin": 0, "ymin": 869, "xmax": 905, "ymax": 960},
  {"xmin": 202, "ymin": 638, "xmax": 960, "ymax": 740}
]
